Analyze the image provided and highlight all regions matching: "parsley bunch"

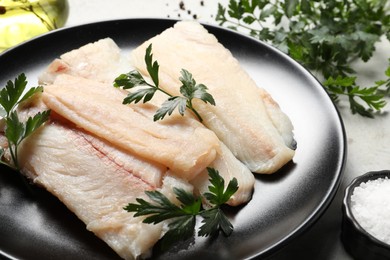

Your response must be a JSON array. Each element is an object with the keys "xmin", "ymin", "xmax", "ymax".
[
  {"xmin": 216, "ymin": 0, "xmax": 390, "ymax": 117},
  {"xmin": 0, "ymin": 73, "xmax": 50, "ymax": 170},
  {"xmin": 124, "ymin": 168, "xmax": 238, "ymax": 250},
  {"xmin": 114, "ymin": 44, "xmax": 215, "ymax": 122}
]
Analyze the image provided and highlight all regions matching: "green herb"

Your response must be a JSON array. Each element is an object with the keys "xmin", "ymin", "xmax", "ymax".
[
  {"xmin": 0, "ymin": 73, "xmax": 50, "ymax": 170},
  {"xmin": 124, "ymin": 168, "xmax": 238, "ymax": 249},
  {"xmin": 323, "ymin": 75, "xmax": 386, "ymax": 117},
  {"xmin": 114, "ymin": 44, "xmax": 215, "ymax": 122},
  {"xmin": 216, "ymin": 0, "xmax": 390, "ymax": 117},
  {"xmin": 376, "ymin": 59, "xmax": 390, "ymax": 95}
]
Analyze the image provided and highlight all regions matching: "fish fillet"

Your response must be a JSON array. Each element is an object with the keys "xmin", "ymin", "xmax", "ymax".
[
  {"xmin": 14, "ymin": 97, "xmax": 167, "ymax": 188},
  {"xmin": 258, "ymin": 88, "xmax": 297, "ymax": 150},
  {"xmin": 42, "ymin": 74, "xmax": 220, "ymax": 180},
  {"xmin": 135, "ymin": 92, "xmax": 255, "ymax": 206},
  {"xmin": 131, "ymin": 21, "xmax": 296, "ymax": 174},
  {"xmin": 38, "ymin": 38, "xmax": 256, "ymax": 205},
  {"xmin": 38, "ymin": 38, "xmax": 130, "ymax": 85},
  {"xmin": 191, "ymin": 142, "xmax": 255, "ymax": 206},
  {"xmin": 1, "ymin": 98, "xmax": 195, "ymax": 260},
  {"xmin": 17, "ymin": 122, "xmax": 164, "ymax": 260}
]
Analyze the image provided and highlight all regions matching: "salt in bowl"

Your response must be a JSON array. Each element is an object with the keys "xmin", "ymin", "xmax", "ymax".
[{"xmin": 341, "ymin": 170, "xmax": 390, "ymax": 260}]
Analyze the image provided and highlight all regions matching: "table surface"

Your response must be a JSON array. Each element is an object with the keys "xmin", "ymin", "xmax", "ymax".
[{"xmin": 55, "ymin": 0, "xmax": 390, "ymax": 259}]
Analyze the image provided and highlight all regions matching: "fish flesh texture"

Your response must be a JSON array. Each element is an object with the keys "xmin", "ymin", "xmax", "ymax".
[
  {"xmin": 17, "ymin": 120, "xmax": 166, "ymax": 260},
  {"xmin": 38, "ymin": 39, "xmax": 255, "ymax": 206},
  {"xmin": 258, "ymin": 88, "xmax": 297, "ymax": 151},
  {"xmin": 145, "ymin": 92, "xmax": 255, "ymax": 206},
  {"xmin": 191, "ymin": 142, "xmax": 254, "ymax": 206},
  {"xmin": 38, "ymin": 38, "xmax": 130, "ymax": 85},
  {"xmin": 0, "ymin": 96, "xmax": 195, "ymax": 259},
  {"xmin": 131, "ymin": 21, "xmax": 296, "ymax": 174},
  {"xmin": 42, "ymin": 74, "xmax": 220, "ymax": 180}
]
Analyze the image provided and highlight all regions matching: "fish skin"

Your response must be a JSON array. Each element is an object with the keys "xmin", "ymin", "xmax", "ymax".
[
  {"xmin": 130, "ymin": 21, "xmax": 296, "ymax": 174},
  {"xmin": 42, "ymin": 75, "xmax": 220, "ymax": 180}
]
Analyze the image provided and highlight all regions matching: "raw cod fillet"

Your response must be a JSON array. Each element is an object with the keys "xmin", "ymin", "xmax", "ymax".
[
  {"xmin": 38, "ymin": 38, "xmax": 130, "ymax": 85},
  {"xmin": 1, "ymin": 98, "xmax": 195, "ymax": 260},
  {"xmin": 131, "ymin": 21, "xmax": 296, "ymax": 174},
  {"xmin": 17, "ymin": 120, "xmax": 167, "ymax": 260},
  {"xmin": 38, "ymin": 38, "xmax": 255, "ymax": 206},
  {"xmin": 42, "ymin": 74, "xmax": 220, "ymax": 180},
  {"xmin": 138, "ymin": 92, "xmax": 255, "ymax": 206}
]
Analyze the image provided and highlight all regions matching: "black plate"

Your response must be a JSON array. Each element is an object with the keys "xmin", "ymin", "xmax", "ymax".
[{"xmin": 0, "ymin": 19, "xmax": 346, "ymax": 260}]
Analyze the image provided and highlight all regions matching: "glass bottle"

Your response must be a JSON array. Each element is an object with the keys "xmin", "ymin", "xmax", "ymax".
[{"xmin": 0, "ymin": 0, "xmax": 69, "ymax": 52}]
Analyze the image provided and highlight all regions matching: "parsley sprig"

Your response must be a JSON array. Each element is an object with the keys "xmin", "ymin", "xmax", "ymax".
[
  {"xmin": 0, "ymin": 73, "xmax": 50, "ymax": 170},
  {"xmin": 124, "ymin": 168, "xmax": 238, "ymax": 249},
  {"xmin": 376, "ymin": 59, "xmax": 390, "ymax": 95},
  {"xmin": 216, "ymin": 0, "xmax": 390, "ymax": 117},
  {"xmin": 114, "ymin": 44, "xmax": 215, "ymax": 122}
]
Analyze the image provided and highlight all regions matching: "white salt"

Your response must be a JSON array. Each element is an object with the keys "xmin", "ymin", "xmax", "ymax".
[{"xmin": 350, "ymin": 177, "xmax": 390, "ymax": 245}]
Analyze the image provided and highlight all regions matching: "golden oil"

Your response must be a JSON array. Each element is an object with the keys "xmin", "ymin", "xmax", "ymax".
[{"xmin": 0, "ymin": 0, "xmax": 68, "ymax": 52}]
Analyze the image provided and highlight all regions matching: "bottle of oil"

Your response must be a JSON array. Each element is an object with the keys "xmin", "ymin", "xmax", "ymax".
[{"xmin": 0, "ymin": 0, "xmax": 69, "ymax": 52}]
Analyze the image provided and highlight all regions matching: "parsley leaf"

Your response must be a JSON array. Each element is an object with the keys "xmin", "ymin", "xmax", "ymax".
[
  {"xmin": 376, "ymin": 59, "xmax": 390, "ymax": 95},
  {"xmin": 161, "ymin": 214, "xmax": 197, "ymax": 250},
  {"xmin": 153, "ymin": 69, "xmax": 216, "ymax": 121},
  {"xmin": 323, "ymin": 72, "xmax": 389, "ymax": 117},
  {"xmin": 216, "ymin": 0, "xmax": 390, "ymax": 117},
  {"xmin": 145, "ymin": 44, "xmax": 160, "ymax": 88},
  {"xmin": 203, "ymin": 167, "xmax": 238, "ymax": 206},
  {"xmin": 124, "ymin": 168, "xmax": 238, "ymax": 249},
  {"xmin": 199, "ymin": 207, "xmax": 233, "ymax": 237},
  {"xmin": 154, "ymin": 96, "xmax": 187, "ymax": 121},
  {"xmin": 114, "ymin": 44, "xmax": 215, "ymax": 122},
  {"xmin": 198, "ymin": 168, "xmax": 238, "ymax": 237},
  {"xmin": 179, "ymin": 69, "xmax": 215, "ymax": 106},
  {"xmin": 0, "ymin": 74, "xmax": 28, "ymax": 116},
  {"xmin": 0, "ymin": 74, "xmax": 50, "ymax": 170}
]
